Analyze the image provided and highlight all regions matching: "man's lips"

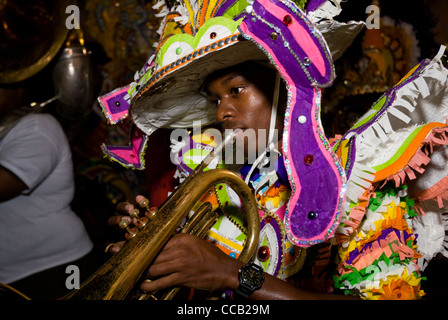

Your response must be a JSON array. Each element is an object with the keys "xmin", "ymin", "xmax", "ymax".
[{"xmin": 223, "ymin": 126, "xmax": 245, "ymax": 134}]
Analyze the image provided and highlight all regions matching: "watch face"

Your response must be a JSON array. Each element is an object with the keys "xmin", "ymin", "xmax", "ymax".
[{"xmin": 241, "ymin": 265, "xmax": 264, "ymax": 289}]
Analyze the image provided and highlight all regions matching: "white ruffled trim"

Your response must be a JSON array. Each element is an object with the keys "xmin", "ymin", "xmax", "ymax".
[
  {"xmin": 412, "ymin": 202, "xmax": 448, "ymax": 271},
  {"xmin": 344, "ymin": 163, "xmax": 376, "ymax": 204},
  {"xmin": 341, "ymin": 47, "xmax": 448, "ymax": 209},
  {"xmin": 308, "ymin": 0, "xmax": 343, "ymax": 23}
]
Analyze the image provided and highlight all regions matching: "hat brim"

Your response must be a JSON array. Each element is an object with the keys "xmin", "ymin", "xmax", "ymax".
[
  {"xmin": 130, "ymin": 15, "xmax": 364, "ymax": 135},
  {"xmin": 131, "ymin": 38, "xmax": 267, "ymax": 135},
  {"xmin": 317, "ymin": 20, "xmax": 365, "ymax": 61}
]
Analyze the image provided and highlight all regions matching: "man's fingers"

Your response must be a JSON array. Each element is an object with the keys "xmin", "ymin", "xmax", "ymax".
[
  {"xmin": 145, "ymin": 234, "xmax": 192, "ymax": 270},
  {"xmin": 107, "ymin": 215, "xmax": 132, "ymax": 227},
  {"xmin": 105, "ymin": 241, "xmax": 125, "ymax": 254},
  {"xmin": 145, "ymin": 254, "xmax": 180, "ymax": 279},
  {"xmin": 116, "ymin": 201, "xmax": 135, "ymax": 214},
  {"xmin": 140, "ymin": 274, "xmax": 181, "ymax": 293}
]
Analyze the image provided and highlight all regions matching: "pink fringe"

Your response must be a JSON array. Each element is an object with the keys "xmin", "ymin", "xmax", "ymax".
[
  {"xmin": 383, "ymin": 122, "xmax": 448, "ymax": 214},
  {"xmin": 335, "ymin": 186, "xmax": 375, "ymax": 241},
  {"xmin": 413, "ymin": 175, "xmax": 448, "ymax": 213},
  {"xmin": 384, "ymin": 123, "xmax": 448, "ymax": 188},
  {"xmin": 336, "ymin": 123, "xmax": 448, "ymax": 240}
]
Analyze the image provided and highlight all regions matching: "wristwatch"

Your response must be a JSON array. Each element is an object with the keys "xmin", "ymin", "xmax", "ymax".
[{"xmin": 235, "ymin": 261, "xmax": 265, "ymax": 299}]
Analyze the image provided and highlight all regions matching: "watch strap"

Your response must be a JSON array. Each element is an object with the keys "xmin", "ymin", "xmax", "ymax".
[{"xmin": 235, "ymin": 262, "xmax": 264, "ymax": 299}]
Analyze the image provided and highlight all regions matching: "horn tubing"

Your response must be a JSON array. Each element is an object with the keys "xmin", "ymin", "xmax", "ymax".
[{"xmin": 63, "ymin": 168, "xmax": 259, "ymax": 300}]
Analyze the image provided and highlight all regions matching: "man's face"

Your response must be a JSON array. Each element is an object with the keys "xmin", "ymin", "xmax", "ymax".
[{"xmin": 205, "ymin": 70, "xmax": 282, "ymax": 159}]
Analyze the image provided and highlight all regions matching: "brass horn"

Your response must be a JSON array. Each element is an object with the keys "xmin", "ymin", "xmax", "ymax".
[
  {"xmin": 63, "ymin": 136, "xmax": 260, "ymax": 300},
  {"xmin": 0, "ymin": 0, "xmax": 71, "ymax": 84}
]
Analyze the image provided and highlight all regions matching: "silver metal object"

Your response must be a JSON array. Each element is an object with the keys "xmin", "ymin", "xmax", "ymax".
[{"xmin": 52, "ymin": 45, "xmax": 95, "ymax": 120}]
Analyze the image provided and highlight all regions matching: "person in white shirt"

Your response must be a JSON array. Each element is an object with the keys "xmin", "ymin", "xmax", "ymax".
[{"xmin": 0, "ymin": 83, "xmax": 97, "ymax": 299}]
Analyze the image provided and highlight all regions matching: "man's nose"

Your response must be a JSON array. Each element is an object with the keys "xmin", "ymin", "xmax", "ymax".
[{"xmin": 216, "ymin": 98, "xmax": 237, "ymax": 123}]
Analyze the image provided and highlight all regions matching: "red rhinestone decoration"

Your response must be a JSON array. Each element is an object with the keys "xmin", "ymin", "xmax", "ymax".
[
  {"xmin": 304, "ymin": 154, "xmax": 314, "ymax": 165},
  {"xmin": 257, "ymin": 246, "xmax": 270, "ymax": 262},
  {"xmin": 210, "ymin": 32, "xmax": 217, "ymax": 39},
  {"xmin": 283, "ymin": 15, "xmax": 292, "ymax": 26}
]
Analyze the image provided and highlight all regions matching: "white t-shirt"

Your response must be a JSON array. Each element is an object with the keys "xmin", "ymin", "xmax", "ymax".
[{"xmin": 0, "ymin": 113, "xmax": 93, "ymax": 284}]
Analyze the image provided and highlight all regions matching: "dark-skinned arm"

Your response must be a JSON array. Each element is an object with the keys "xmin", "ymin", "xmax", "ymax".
[
  {"xmin": 110, "ymin": 197, "xmax": 359, "ymax": 300},
  {"xmin": 140, "ymin": 233, "xmax": 359, "ymax": 300}
]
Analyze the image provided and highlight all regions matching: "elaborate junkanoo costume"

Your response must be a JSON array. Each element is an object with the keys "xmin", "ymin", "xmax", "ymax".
[{"xmin": 99, "ymin": 0, "xmax": 448, "ymax": 299}]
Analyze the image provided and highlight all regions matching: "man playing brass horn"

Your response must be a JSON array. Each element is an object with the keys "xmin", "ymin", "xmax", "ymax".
[{"xmin": 101, "ymin": 0, "xmax": 448, "ymax": 300}]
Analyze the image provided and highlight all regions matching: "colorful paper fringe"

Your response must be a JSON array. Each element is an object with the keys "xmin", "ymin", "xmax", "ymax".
[{"xmin": 333, "ymin": 186, "xmax": 425, "ymax": 299}]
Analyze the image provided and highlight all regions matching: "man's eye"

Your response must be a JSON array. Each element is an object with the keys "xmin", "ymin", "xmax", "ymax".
[
  {"xmin": 230, "ymin": 87, "xmax": 242, "ymax": 95},
  {"xmin": 211, "ymin": 98, "xmax": 221, "ymax": 106}
]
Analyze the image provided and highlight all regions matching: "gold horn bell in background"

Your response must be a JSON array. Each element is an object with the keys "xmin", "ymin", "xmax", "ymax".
[
  {"xmin": 0, "ymin": 0, "xmax": 97, "ymax": 136},
  {"xmin": 63, "ymin": 151, "xmax": 261, "ymax": 300},
  {"xmin": 0, "ymin": 0, "xmax": 71, "ymax": 84}
]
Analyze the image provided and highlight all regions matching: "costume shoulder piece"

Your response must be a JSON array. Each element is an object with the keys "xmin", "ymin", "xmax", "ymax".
[{"xmin": 333, "ymin": 46, "xmax": 448, "ymax": 270}]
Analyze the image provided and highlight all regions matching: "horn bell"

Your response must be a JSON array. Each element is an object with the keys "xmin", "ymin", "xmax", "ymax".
[{"xmin": 0, "ymin": 0, "xmax": 71, "ymax": 84}]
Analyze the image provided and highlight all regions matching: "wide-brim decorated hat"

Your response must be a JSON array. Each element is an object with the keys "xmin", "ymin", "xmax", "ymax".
[
  {"xmin": 132, "ymin": 27, "xmax": 266, "ymax": 133},
  {"xmin": 129, "ymin": 0, "xmax": 364, "ymax": 135},
  {"xmin": 99, "ymin": 0, "xmax": 365, "ymax": 247},
  {"xmin": 100, "ymin": 0, "xmax": 364, "ymax": 130}
]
